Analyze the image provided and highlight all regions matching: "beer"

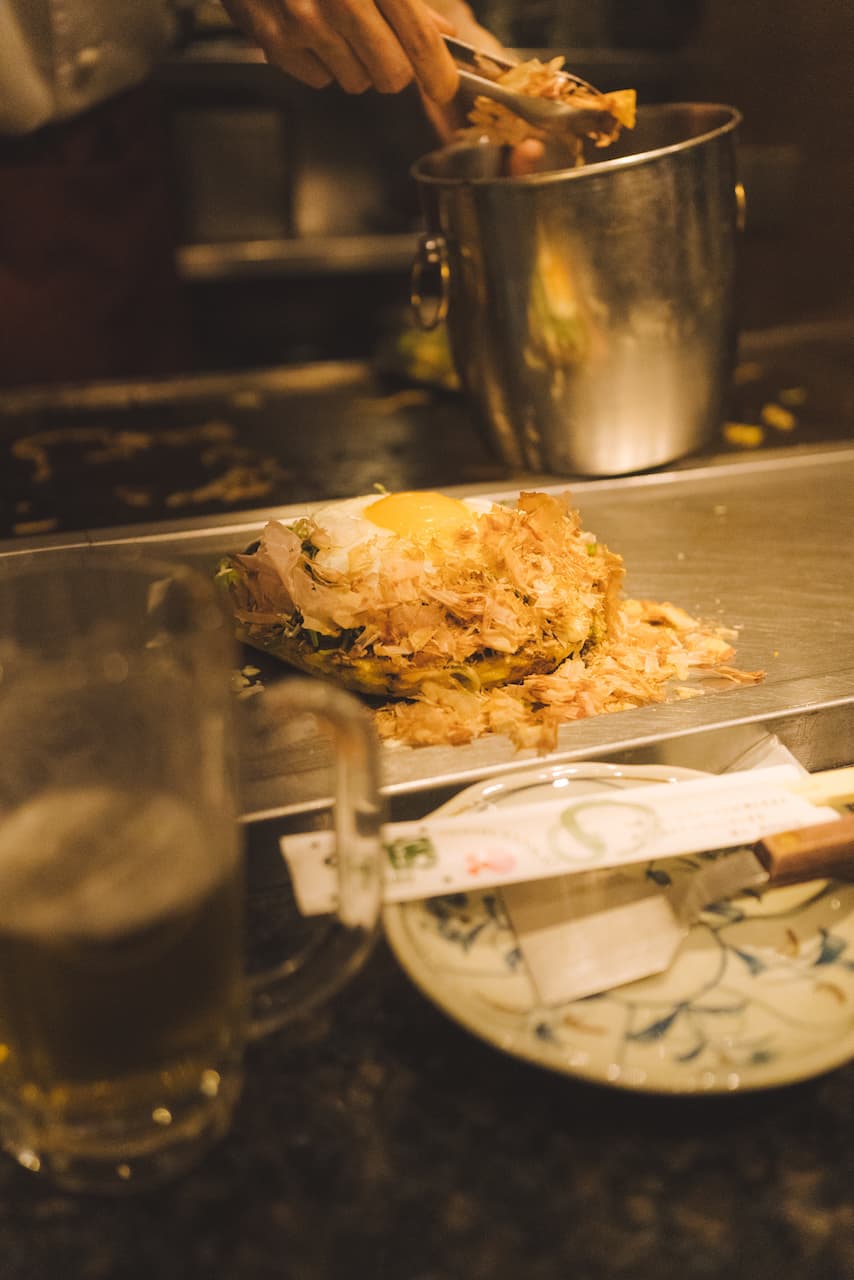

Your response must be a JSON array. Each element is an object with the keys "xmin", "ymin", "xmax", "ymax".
[
  {"xmin": 0, "ymin": 555, "xmax": 384, "ymax": 1192},
  {"xmin": 0, "ymin": 786, "xmax": 245, "ymax": 1177}
]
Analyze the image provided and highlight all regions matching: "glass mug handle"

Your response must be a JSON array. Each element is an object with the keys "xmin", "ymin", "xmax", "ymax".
[{"xmin": 241, "ymin": 678, "xmax": 385, "ymax": 1039}]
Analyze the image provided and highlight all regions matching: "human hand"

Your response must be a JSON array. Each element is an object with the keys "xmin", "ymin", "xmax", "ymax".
[
  {"xmin": 418, "ymin": 2, "xmax": 545, "ymax": 172},
  {"xmin": 220, "ymin": 0, "xmax": 460, "ymax": 102}
]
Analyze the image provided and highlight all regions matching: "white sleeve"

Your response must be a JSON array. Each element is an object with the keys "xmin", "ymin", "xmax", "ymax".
[
  {"xmin": 0, "ymin": 0, "xmax": 181, "ymax": 135},
  {"xmin": 0, "ymin": 2, "xmax": 54, "ymax": 134}
]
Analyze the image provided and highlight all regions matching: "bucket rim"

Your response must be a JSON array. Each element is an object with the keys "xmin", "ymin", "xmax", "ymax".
[{"xmin": 411, "ymin": 101, "xmax": 742, "ymax": 187}]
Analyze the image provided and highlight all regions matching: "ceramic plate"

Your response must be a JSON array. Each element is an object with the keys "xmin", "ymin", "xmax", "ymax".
[{"xmin": 383, "ymin": 763, "xmax": 854, "ymax": 1094}]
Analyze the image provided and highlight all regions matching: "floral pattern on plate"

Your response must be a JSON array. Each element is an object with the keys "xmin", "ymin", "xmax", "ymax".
[{"xmin": 383, "ymin": 764, "xmax": 854, "ymax": 1093}]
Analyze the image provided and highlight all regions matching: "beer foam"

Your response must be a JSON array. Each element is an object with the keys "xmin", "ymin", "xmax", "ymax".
[{"xmin": 0, "ymin": 786, "xmax": 235, "ymax": 937}]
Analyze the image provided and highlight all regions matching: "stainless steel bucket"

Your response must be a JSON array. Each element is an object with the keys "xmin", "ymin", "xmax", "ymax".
[{"xmin": 411, "ymin": 104, "xmax": 743, "ymax": 476}]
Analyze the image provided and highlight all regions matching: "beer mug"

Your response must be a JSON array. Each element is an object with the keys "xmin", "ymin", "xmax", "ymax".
[{"xmin": 0, "ymin": 550, "xmax": 383, "ymax": 1193}]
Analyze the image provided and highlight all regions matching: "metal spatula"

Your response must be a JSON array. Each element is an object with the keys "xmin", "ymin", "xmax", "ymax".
[
  {"xmin": 443, "ymin": 35, "xmax": 615, "ymax": 136},
  {"xmin": 503, "ymin": 811, "xmax": 854, "ymax": 1006}
]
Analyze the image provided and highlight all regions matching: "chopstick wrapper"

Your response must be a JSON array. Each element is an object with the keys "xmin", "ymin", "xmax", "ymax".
[{"xmin": 280, "ymin": 763, "xmax": 845, "ymax": 917}]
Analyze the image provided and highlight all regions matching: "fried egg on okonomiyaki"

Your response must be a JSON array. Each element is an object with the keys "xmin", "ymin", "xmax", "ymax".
[{"xmin": 216, "ymin": 489, "xmax": 624, "ymax": 698}]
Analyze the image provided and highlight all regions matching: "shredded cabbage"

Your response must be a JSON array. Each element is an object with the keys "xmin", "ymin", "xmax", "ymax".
[
  {"xmin": 458, "ymin": 55, "xmax": 636, "ymax": 163},
  {"xmin": 218, "ymin": 490, "xmax": 763, "ymax": 750}
]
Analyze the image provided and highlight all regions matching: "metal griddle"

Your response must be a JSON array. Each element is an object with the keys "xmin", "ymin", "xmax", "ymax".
[
  {"xmin": 5, "ymin": 446, "xmax": 853, "ymax": 820},
  {"xmin": 2, "ymin": 321, "xmax": 852, "ymax": 541}
]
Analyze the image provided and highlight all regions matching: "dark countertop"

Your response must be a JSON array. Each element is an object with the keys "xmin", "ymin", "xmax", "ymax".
[
  {"xmin": 2, "ymin": 921, "xmax": 852, "ymax": 1280},
  {"xmin": 1, "ymin": 321, "xmax": 853, "ymax": 1278}
]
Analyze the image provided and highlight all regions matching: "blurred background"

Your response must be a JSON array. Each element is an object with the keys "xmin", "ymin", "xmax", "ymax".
[
  {"xmin": 158, "ymin": 0, "xmax": 853, "ymax": 371},
  {"xmin": 2, "ymin": 0, "xmax": 852, "ymax": 537}
]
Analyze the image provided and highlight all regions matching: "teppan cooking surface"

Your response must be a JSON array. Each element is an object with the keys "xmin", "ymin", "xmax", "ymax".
[{"xmin": 4, "ymin": 446, "xmax": 853, "ymax": 819}]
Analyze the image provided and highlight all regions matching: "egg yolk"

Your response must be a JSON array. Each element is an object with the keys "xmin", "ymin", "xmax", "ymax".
[{"xmin": 363, "ymin": 491, "xmax": 478, "ymax": 541}]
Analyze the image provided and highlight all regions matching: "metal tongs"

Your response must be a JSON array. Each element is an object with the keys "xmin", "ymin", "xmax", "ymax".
[{"xmin": 443, "ymin": 35, "xmax": 615, "ymax": 136}]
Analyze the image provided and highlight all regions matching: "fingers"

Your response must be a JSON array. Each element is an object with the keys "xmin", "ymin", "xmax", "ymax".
[
  {"xmin": 222, "ymin": 0, "xmax": 459, "ymax": 101},
  {"xmin": 288, "ymin": 32, "xmax": 372, "ymax": 95},
  {"xmin": 327, "ymin": 1, "xmax": 423, "ymax": 95},
  {"xmin": 427, "ymin": 0, "xmax": 507, "ymax": 57},
  {"xmin": 376, "ymin": 0, "xmax": 458, "ymax": 101},
  {"xmin": 423, "ymin": 5, "xmax": 458, "ymax": 36},
  {"xmin": 418, "ymin": 88, "xmax": 468, "ymax": 143},
  {"xmin": 264, "ymin": 47, "xmax": 335, "ymax": 90},
  {"xmin": 507, "ymin": 140, "xmax": 546, "ymax": 177}
]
